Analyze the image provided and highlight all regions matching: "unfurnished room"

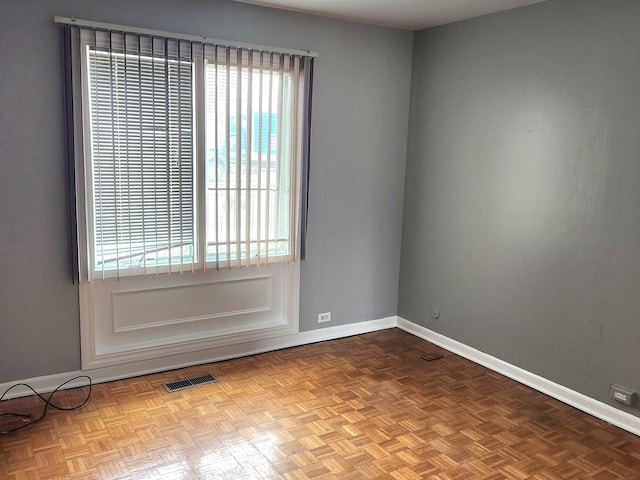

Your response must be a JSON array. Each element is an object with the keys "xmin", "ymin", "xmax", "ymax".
[{"xmin": 1, "ymin": 0, "xmax": 640, "ymax": 478}]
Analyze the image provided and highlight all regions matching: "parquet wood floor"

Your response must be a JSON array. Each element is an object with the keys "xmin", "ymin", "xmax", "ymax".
[{"xmin": 1, "ymin": 328, "xmax": 640, "ymax": 479}]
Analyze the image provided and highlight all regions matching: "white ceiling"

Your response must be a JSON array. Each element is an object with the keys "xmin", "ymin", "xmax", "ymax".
[{"xmin": 233, "ymin": 0, "xmax": 548, "ymax": 30}]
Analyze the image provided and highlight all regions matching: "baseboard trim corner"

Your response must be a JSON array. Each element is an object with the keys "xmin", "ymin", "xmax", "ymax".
[
  {"xmin": 396, "ymin": 317, "xmax": 640, "ymax": 437},
  {"xmin": 4, "ymin": 315, "xmax": 638, "ymax": 439}
]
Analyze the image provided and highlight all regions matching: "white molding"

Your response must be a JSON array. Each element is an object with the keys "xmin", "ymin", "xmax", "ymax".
[
  {"xmin": 3, "ymin": 315, "xmax": 638, "ymax": 439},
  {"xmin": 83, "ymin": 319, "xmax": 297, "ymax": 370},
  {"xmin": 112, "ymin": 276, "xmax": 273, "ymax": 333},
  {"xmin": 82, "ymin": 262, "xmax": 299, "ymax": 370},
  {"xmin": 397, "ymin": 317, "xmax": 640, "ymax": 437},
  {"xmin": 0, "ymin": 316, "xmax": 396, "ymax": 400}
]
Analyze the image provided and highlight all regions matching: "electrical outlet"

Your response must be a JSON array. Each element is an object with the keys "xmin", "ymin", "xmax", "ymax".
[
  {"xmin": 610, "ymin": 384, "xmax": 636, "ymax": 406},
  {"xmin": 318, "ymin": 312, "xmax": 331, "ymax": 323}
]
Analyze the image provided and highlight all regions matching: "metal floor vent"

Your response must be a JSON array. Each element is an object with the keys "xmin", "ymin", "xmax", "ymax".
[{"xmin": 163, "ymin": 374, "xmax": 217, "ymax": 393}]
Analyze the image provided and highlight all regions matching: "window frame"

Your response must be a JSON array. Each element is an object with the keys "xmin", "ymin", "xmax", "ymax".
[{"xmin": 75, "ymin": 31, "xmax": 310, "ymax": 280}]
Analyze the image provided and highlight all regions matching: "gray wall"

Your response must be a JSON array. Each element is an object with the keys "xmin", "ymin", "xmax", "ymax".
[
  {"xmin": 400, "ymin": 0, "xmax": 640, "ymax": 416},
  {"xmin": 0, "ymin": 0, "xmax": 413, "ymax": 382},
  {"xmin": 7, "ymin": 0, "xmax": 635, "ymax": 420}
]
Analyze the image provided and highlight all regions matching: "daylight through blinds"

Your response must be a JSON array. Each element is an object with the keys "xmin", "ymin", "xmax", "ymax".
[
  {"xmin": 86, "ymin": 33, "xmax": 195, "ymax": 277},
  {"xmin": 67, "ymin": 24, "xmax": 313, "ymax": 279}
]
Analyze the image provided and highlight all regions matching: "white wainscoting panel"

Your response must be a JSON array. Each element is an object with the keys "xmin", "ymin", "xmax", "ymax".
[
  {"xmin": 112, "ymin": 276, "xmax": 272, "ymax": 333},
  {"xmin": 81, "ymin": 262, "xmax": 299, "ymax": 369}
]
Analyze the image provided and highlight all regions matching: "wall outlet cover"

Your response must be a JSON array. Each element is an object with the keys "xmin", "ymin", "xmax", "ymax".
[{"xmin": 610, "ymin": 384, "xmax": 636, "ymax": 406}]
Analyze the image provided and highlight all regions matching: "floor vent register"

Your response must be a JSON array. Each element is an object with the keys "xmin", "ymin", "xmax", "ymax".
[{"xmin": 163, "ymin": 374, "xmax": 218, "ymax": 393}]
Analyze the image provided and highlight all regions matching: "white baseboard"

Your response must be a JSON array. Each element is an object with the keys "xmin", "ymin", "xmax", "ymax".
[
  {"xmin": 3, "ymin": 315, "xmax": 638, "ymax": 438},
  {"xmin": 0, "ymin": 316, "xmax": 397, "ymax": 400},
  {"xmin": 397, "ymin": 317, "xmax": 640, "ymax": 437}
]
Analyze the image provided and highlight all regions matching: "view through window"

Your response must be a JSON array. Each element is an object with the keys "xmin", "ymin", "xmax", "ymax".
[{"xmin": 81, "ymin": 34, "xmax": 308, "ymax": 277}]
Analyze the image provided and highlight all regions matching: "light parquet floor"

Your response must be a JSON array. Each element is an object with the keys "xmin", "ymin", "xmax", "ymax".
[{"xmin": 1, "ymin": 328, "xmax": 640, "ymax": 479}]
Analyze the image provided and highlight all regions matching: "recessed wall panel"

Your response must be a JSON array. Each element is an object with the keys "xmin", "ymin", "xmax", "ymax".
[{"xmin": 112, "ymin": 277, "xmax": 272, "ymax": 333}]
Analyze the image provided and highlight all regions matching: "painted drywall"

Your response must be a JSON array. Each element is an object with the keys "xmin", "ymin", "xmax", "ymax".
[
  {"xmin": 399, "ymin": 0, "xmax": 640, "ymax": 417},
  {"xmin": 0, "ymin": 0, "xmax": 412, "ymax": 382}
]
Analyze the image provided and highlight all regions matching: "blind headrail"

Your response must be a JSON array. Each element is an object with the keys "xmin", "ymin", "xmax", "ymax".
[{"xmin": 54, "ymin": 16, "xmax": 319, "ymax": 58}]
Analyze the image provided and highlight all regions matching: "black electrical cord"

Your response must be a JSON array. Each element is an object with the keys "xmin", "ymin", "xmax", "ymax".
[{"xmin": 0, "ymin": 375, "xmax": 92, "ymax": 434}]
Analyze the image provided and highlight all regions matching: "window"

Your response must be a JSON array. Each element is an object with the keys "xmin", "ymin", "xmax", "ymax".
[
  {"xmin": 66, "ymin": 24, "xmax": 314, "ymax": 279},
  {"xmin": 204, "ymin": 53, "xmax": 296, "ymax": 268},
  {"xmin": 86, "ymin": 46, "xmax": 195, "ymax": 274},
  {"xmin": 61, "ymin": 19, "xmax": 314, "ymax": 370}
]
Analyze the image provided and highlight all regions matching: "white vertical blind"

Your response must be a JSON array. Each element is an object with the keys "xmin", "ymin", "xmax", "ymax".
[{"xmin": 203, "ymin": 46, "xmax": 303, "ymax": 270}]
